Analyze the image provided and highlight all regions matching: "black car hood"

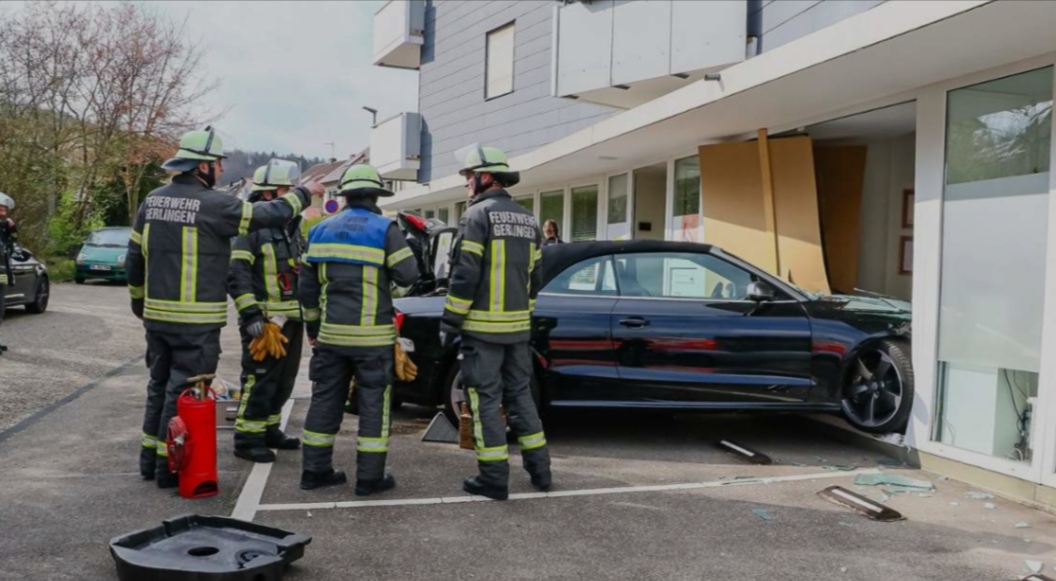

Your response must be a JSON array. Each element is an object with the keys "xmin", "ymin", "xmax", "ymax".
[{"xmin": 816, "ymin": 294, "xmax": 911, "ymax": 315}]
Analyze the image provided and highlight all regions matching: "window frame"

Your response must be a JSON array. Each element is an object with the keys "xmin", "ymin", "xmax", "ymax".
[{"xmin": 484, "ymin": 21, "xmax": 516, "ymax": 101}]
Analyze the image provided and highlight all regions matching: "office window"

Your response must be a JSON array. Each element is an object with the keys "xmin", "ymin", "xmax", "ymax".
[
  {"xmin": 438, "ymin": 207, "xmax": 450, "ymax": 225},
  {"xmin": 607, "ymin": 174, "xmax": 629, "ymax": 224},
  {"xmin": 455, "ymin": 201, "xmax": 467, "ymax": 222},
  {"xmin": 674, "ymin": 156, "xmax": 700, "ymax": 216},
  {"xmin": 515, "ymin": 196, "xmax": 534, "ymax": 214},
  {"xmin": 540, "ymin": 190, "xmax": 564, "ymax": 234},
  {"xmin": 486, "ymin": 22, "xmax": 515, "ymax": 99},
  {"xmin": 571, "ymin": 185, "xmax": 599, "ymax": 242},
  {"xmin": 425, "ymin": 209, "xmax": 435, "ymax": 219}
]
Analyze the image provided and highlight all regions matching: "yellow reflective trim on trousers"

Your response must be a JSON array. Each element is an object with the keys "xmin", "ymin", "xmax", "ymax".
[
  {"xmin": 156, "ymin": 445, "xmax": 168, "ymax": 457},
  {"xmin": 235, "ymin": 418, "xmax": 267, "ymax": 433},
  {"xmin": 237, "ymin": 375, "xmax": 256, "ymax": 420},
  {"xmin": 129, "ymin": 285, "xmax": 145, "ymax": 300},
  {"xmin": 281, "ymin": 191, "xmax": 303, "ymax": 215},
  {"xmin": 144, "ymin": 309, "xmax": 227, "ymax": 324},
  {"xmin": 302, "ymin": 430, "xmax": 336, "ymax": 447},
  {"xmin": 477, "ymin": 445, "xmax": 509, "ymax": 462},
  {"xmin": 490, "ymin": 239, "xmax": 505, "ymax": 312},
  {"xmin": 468, "ymin": 387, "xmax": 484, "ymax": 451},
  {"xmin": 239, "ymin": 202, "xmax": 253, "ymax": 236},
  {"xmin": 234, "ymin": 293, "xmax": 257, "ymax": 312},
  {"xmin": 466, "ymin": 309, "xmax": 529, "ymax": 322},
  {"xmin": 262, "ymin": 243, "xmax": 282, "ymax": 302},
  {"xmin": 305, "ymin": 244, "xmax": 385, "ymax": 265},
  {"xmin": 461, "ymin": 240, "xmax": 484, "ymax": 256},
  {"xmin": 462, "ymin": 319, "xmax": 531, "ymax": 334},
  {"xmin": 267, "ymin": 414, "xmax": 281, "ymax": 426},
  {"xmin": 529, "ymin": 299, "xmax": 537, "ymax": 311},
  {"xmin": 130, "ymin": 230, "xmax": 142, "ymax": 245},
  {"xmin": 145, "ymin": 298, "xmax": 227, "ymax": 313},
  {"xmin": 357, "ymin": 436, "xmax": 388, "ymax": 453},
  {"xmin": 231, "ymin": 249, "xmax": 255, "ymax": 263},
  {"xmin": 180, "ymin": 227, "xmax": 198, "ymax": 303},
  {"xmin": 141, "ymin": 433, "xmax": 158, "ymax": 449},
  {"xmin": 386, "ymin": 246, "xmax": 414, "ymax": 267},
  {"xmin": 518, "ymin": 431, "xmax": 547, "ymax": 451},
  {"xmin": 361, "ymin": 266, "xmax": 378, "ymax": 326},
  {"xmin": 382, "ymin": 384, "xmax": 391, "ymax": 440},
  {"xmin": 303, "ymin": 308, "xmax": 321, "ymax": 322}
]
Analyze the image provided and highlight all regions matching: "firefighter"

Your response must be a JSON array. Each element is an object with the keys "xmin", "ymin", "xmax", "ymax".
[
  {"xmin": 441, "ymin": 144, "xmax": 551, "ymax": 501},
  {"xmin": 129, "ymin": 127, "xmax": 324, "ymax": 488},
  {"xmin": 0, "ymin": 192, "xmax": 16, "ymax": 354},
  {"xmin": 298, "ymin": 164, "xmax": 419, "ymax": 493},
  {"xmin": 228, "ymin": 164, "xmax": 307, "ymax": 462}
]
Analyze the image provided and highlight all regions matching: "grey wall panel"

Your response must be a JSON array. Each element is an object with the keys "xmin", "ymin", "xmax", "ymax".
[
  {"xmin": 758, "ymin": 0, "xmax": 885, "ymax": 52},
  {"xmin": 419, "ymin": 0, "xmax": 614, "ymax": 183}
]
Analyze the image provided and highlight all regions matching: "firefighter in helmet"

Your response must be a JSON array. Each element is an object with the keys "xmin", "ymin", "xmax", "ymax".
[
  {"xmin": 0, "ymin": 191, "xmax": 17, "ymax": 354},
  {"xmin": 228, "ymin": 163, "xmax": 308, "ymax": 462},
  {"xmin": 298, "ymin": 164, "xmax": 419, "ymax": 492},
  {"xmin": 441, "ymin": 144, "xmax": 551, "ymax": 500}
]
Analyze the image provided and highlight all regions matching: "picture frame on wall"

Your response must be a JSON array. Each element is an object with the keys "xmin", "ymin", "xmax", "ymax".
[
  {"xmin": 902, "ymin": 188, "xmax": 914, "ymax": 228},
  {"xmin": 899, "ymin": 235, "xmax": 913, "ymax": 275}
]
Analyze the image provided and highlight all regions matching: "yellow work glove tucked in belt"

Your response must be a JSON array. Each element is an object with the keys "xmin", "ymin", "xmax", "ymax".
[
  {"xmin": 249, "ymin": 316, "xmax": 288, "ymax": 361},
  {"xmin": 394, "ymin": 340, "xmax": 417, "ymax": 382}
]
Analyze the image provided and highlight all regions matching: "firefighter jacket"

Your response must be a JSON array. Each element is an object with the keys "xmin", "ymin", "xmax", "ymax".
[
  {"xmin": 442, "ymin": 188, "xmax": 543, "ymax": 345},
  {"xmin": 0, "ymin": 219, "xmax": 15, "ymax": 287},
  {"xmin": 127, "ymin": 173, "xmax": 312, "ymax": 334},
  {"xmin": 299, "ymin": 199, "xmax": 419, "ymax": 348},
  {"xmin": 228, "ymin": 217, "xmax": 305, "ymax": 322}
]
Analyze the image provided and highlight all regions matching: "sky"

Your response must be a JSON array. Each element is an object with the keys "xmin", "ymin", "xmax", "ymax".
[{"xmin": 8, "ymin": 1, "xmax": 420, "ymax": 160}]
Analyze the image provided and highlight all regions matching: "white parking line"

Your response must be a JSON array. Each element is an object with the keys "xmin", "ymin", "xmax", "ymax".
[
  {"xmin": 231, "ymin": 399, "xmax": 295, "ymax": 522},
  {"xmin": 253, "ymin": 467, "xmax": 882, "ymax": 513}
]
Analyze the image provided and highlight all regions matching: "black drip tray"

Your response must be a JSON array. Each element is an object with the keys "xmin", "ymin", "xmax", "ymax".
[{"xmin": 109, "ymin": 514, "xmax": 311, "ymax": 581}]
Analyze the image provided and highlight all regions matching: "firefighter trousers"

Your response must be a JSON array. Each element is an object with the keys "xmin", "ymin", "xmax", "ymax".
[
  {"xmin": 140, "ymin": 330, "xmax": 222, "ymax": 477},
  {"xmin": 235, "ymin": 320, "xmax": 304, "ymax": 448},
  {"xmin": 460, "ymin": 337, "xmax": 551, "ymax": 487},
  {"xmin": 303, "ymin": 344, "xmax": 393, "ymax": 482}
]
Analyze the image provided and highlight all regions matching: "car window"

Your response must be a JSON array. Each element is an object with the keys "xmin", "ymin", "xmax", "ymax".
[
  {"xmin": 542, "ymin": 255, "xmax": 617, "ymax": 296},
  {"xmin": 613, "ymin": 252, "xmax": 758, "ymax": 300},
  {"xmin": 86, "ymin": 229, "xmax": 131, "ymax": 247}
]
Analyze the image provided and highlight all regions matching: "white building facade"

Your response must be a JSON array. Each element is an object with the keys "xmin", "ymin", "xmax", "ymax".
[{"xmin": 373, "ymin": 0, "xmax": 1056, "ymax": 506}]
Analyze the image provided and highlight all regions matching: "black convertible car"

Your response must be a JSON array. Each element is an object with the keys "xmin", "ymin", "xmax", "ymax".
[
  {"xmin": 2, "ymin": 244, "xmax": 50, "ymax": 315},
  {"xmin": 392, "ymin": 240, "xmax": 913, "ymax": 434}
]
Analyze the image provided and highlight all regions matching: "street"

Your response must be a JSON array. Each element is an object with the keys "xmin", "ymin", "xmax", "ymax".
[{"xmin": 0, "ymin": 283, "xmax": 1053, "ymax": 580}]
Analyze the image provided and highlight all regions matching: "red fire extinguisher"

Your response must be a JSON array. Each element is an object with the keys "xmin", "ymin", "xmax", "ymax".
[{"xmin": 166, "ymin": 375, "xmax": 219, "ymax": 499}]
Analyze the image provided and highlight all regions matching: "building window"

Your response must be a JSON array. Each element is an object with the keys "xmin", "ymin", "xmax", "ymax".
[
  {"xmin": 571, "ymin": 185, "xmax": 599, "ymax": 242},
  {"xmin": 935, "ymin": 66, "xmax": 1052, "ymax": 463},
  {"xmin": 455, "ymin": 201, "xmax": 467, "ymax": 222},
  {"xmin": 540, "ymin": 190, "xmax": 564, "ymax": 234},
  {"xmin": 485, "ymin": 22, "xmax": 515, "ymax": 100},
  {"xmin": 425, "ymin": 209, "xmax": 435, "ymax": 219},
  {"xmin": 515, "ymin": 196, "xmax": 534, "ymax": 214},
  {"xmin": 673, "ymin": 156, "xmax": 700, "ymax": 217},
  {"xmin": 438, "ymin": 207, "xmax": 450, "ymax": 225},
  {"xmin": 607, "ymin": 174, "xmax": 629, "ymax": 224}
]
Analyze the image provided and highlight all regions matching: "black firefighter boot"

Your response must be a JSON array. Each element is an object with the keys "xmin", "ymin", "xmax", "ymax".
[
  {"xmin": 234, "ymin": 434, "xmax": 276, "ymax": 463},
  {"xmin": 463, "ymin": 476, "xmax": 509, "ymax": 501},
  {"xmin": 355, "ymin": 473, "xmax": 397, "ymax": 497},
  {"xmin": 265, "ymin": 426, "xmax": 301, "ymax": 450},
  {"xmin": 300, "ymin": 468, "xmax": 347, "ymax": 491},
  {"xmin": 530, "ymin": 469, "xmax": 552, "ymax": 492},
  {"xmin": 156, "ymin": 461, "xmax": 178, "ymax": 489}
]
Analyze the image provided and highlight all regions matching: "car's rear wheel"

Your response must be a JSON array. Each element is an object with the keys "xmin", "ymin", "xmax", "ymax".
[
  {"xmin": 74, "ymin": 276, "xmax": 85, "ymax": 285},
  {"xmin": 25, "ymin": 276, "xmax": 49, "ymax": 314},
  {"xmin": 442, "ymin": 360, "xmax": 542, "ymax": 426},
  {"xmin": 840, "ymin": 339, "xmax": 913, "ymax": 434}
]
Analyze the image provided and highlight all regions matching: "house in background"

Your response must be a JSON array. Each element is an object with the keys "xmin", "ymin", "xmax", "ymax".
[{"xmin": 371, "ymin": 0, "xmax": 1056, "ymax": 508}]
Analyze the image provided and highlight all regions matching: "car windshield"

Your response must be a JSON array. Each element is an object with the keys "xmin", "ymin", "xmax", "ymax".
[{"xmin": 85, "ymin": 229, "xmax": 131, "ymax": 247}]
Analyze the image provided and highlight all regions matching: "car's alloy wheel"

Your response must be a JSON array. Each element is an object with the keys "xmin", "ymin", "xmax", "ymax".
[
  {"xmin": 840, "ymin": 339, "xmax": 913, "ymax": 434},
  {"xmin": 26, "ymin": 276, "xmax": 49, "ymax": 314}
]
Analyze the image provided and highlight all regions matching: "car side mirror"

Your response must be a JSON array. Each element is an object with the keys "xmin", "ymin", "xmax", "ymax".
[{"xmin": 747, "ymin": 281, "xmax": 775, "ymax": 302}]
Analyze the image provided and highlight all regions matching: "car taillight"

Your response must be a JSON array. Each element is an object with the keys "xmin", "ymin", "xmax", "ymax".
[
  {"xmin": 394, "ymin": 310, "xmax": 405, "ymax": 333},
  {"xmin": 404, "ymin": 213, "xmax": 427, "ymax": 232}
]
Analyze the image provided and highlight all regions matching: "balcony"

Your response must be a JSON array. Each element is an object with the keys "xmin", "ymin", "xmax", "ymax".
[
  {"xmin": 373, "ymin": 0, "xmax": 426, "ymax": 70},
  {"xmin": 553, "ymin": 0, "xmax": 746, "ymax": 108},
  {"xmin": 370, "ymin": 112, "xmax": 422, "ymax": 181}
]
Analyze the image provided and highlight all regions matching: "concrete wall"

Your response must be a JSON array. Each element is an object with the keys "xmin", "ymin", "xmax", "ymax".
[
  {"xmin": 751, "ymin": 0, "xmax": 886, "ymax": 53},
  {"xmin": 857, "ymin": 132, "xmax": 915, "ymax": 300},
  {"xmin": 418, "ymin": 0, "xmax": 614, "ymax": 183}
]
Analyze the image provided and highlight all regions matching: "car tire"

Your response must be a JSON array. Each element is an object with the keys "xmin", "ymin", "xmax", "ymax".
[
  {"xmin": 442, "ymin": 359, "xmax": 542, "ymax": 426},
  {"xmin": 840, "ymin": 338, "xmax": 914, "ymax": 434},
  {"xmin": 74, "ymin": 277, "xmax": 85, "ymax": 285},
  {"xmin": 25, "ymin": 276, "xmax": 49, "ymax": 314}
]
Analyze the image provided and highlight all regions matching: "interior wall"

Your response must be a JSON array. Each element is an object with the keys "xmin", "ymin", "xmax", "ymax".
[
  {"xmin": 814, "ymin": 146, "xmax": 868, "ymax": 294},
  {"xmin": 857, "ymin": 132, "xmax": 915, "ymax": 300},
  {"xmin": 634, "ymin": 168, "xmax": 667, "ymax": 241}
]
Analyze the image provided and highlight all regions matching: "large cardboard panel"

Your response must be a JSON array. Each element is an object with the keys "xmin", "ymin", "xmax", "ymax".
[
  {"xmin": 814, "ymin": 146, "xmax": 867, "ymax": 293},
  {"xmin": 698, "ymin": 141, "xmax": 776, "ymax": 273},
  {"xmin": 769, "ymin": 136, "xmax": 831, "ymax": 294}
]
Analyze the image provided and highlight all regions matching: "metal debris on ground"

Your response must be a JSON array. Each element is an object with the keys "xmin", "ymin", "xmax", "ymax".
[
  {"xmin": 818, "ymin": 486, "xmax": 904, "ymax": 522},
  {"xmin": 877, "ymin": 458, "xmax": 904, "ymax": 467},
  {"xmin": 1024, "ymin": 560, "xmax": 1044, "ymax": 575},
  {"xmin": 949, "ymin": 502, "xmax": 959, "ymax": 507},
  {"xmin": 716, "ymin": 440, "xmax": 773, "ymax": 465},
  {"xmin": 751, "ymin": 508, "xmax": 773, "ymax": 521},
  {"xmin": 854, "ymin": 473, "xmax": 934, "ymax": 491},
  {"xmin": 965, "ymin": 491, "xmax": 994, "ymax": 500},
  {"xmin": 1023, "ymin": 575, "xmax": 1056, "ymax": 581},
  {"xmin": 822, "ymin": 465, "xmax": 858, "ymax": 472},
  {"xmin": 983, "ymin": 503, "xmax": 996, "ymax": 510},
  {"xmin": 1016, "ymin": 522, "xmax": 1032, "ymax": 529}
]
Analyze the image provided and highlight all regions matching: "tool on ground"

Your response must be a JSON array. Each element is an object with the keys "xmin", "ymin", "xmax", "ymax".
[
  {"xmin": 109, "ymin": 514, "xmax": 311, "ymax": 581},
  {"xmin": 818, "ymin": 485, "xmax": 904, "ymax": 522},
  {"xmin": 166, "ymin": 374, "xmax": 219, "ymax": 499},
  {"xmin": 249, "ymin": 317, "xmax": 288, "ymax": 361},
  {"xmin": 715, "ymin": 439, "xmax": 773, "ymax": 465}
]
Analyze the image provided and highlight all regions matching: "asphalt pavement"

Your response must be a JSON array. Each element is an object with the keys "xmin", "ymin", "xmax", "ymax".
[{"xmin": 0, "ymin": 283, "xmax": 1054, "ymax": 580}]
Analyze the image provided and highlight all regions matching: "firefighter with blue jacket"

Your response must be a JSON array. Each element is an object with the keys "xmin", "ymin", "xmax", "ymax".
[
  {"xmin": 298, "ymin": 164, "xmax": 419, "ymax": 493},
  {"xmin": 129, "ymin": 127, "xmax": 324, "ymax": 488},
  {"xmin": 228, "ymin": 163, "xmax": 307, "ymax": 463},
  {"xmin": 442, "ymin": 144, "xmax": 552, "ymax": 500}
]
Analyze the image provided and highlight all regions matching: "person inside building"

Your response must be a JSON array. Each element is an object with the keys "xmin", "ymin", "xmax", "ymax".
[
  {"xmin": 543, "ymin": 219, "xmax": 563, "ymax": 246},
  {"xmin": 0, "ymin": 192, "xmax": 17, "ymax": 354},
  {"xmin": 298, "ymin": 164, "xmax": 419, "ymax": 493},
  {"xmin": 129, "ymin": 127, "xmax": 324, "ymax": 488},
  {"xmin": 442, "ymin": 144, "xmax": 552, "ymax": 501},
  {"xmin": 228, "ymin": 163, "xmax": 308, "ymax": 463}
]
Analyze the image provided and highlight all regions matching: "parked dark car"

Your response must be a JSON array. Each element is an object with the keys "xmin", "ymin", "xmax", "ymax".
[
  {"xmin": 2, "ymin": 244, "xmax": 50, "ymax": 314},
  {"xmin": 393, "ymin": 240, "xmax": 913, "ymax": 434},
  {"xmin": 75, "ymin": 226, "xmax": 132, "ymax": 284}
]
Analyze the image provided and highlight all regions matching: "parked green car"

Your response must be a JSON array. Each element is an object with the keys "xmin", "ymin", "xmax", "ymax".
[{"xmin": 75, "ymin": 226, "xmax": 132, "ymax": 284}]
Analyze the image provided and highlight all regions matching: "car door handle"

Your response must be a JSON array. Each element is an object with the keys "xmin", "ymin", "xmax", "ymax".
[{"xmin": 619, "ymin": 317, "xmax": 650, "ymax": 328}]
